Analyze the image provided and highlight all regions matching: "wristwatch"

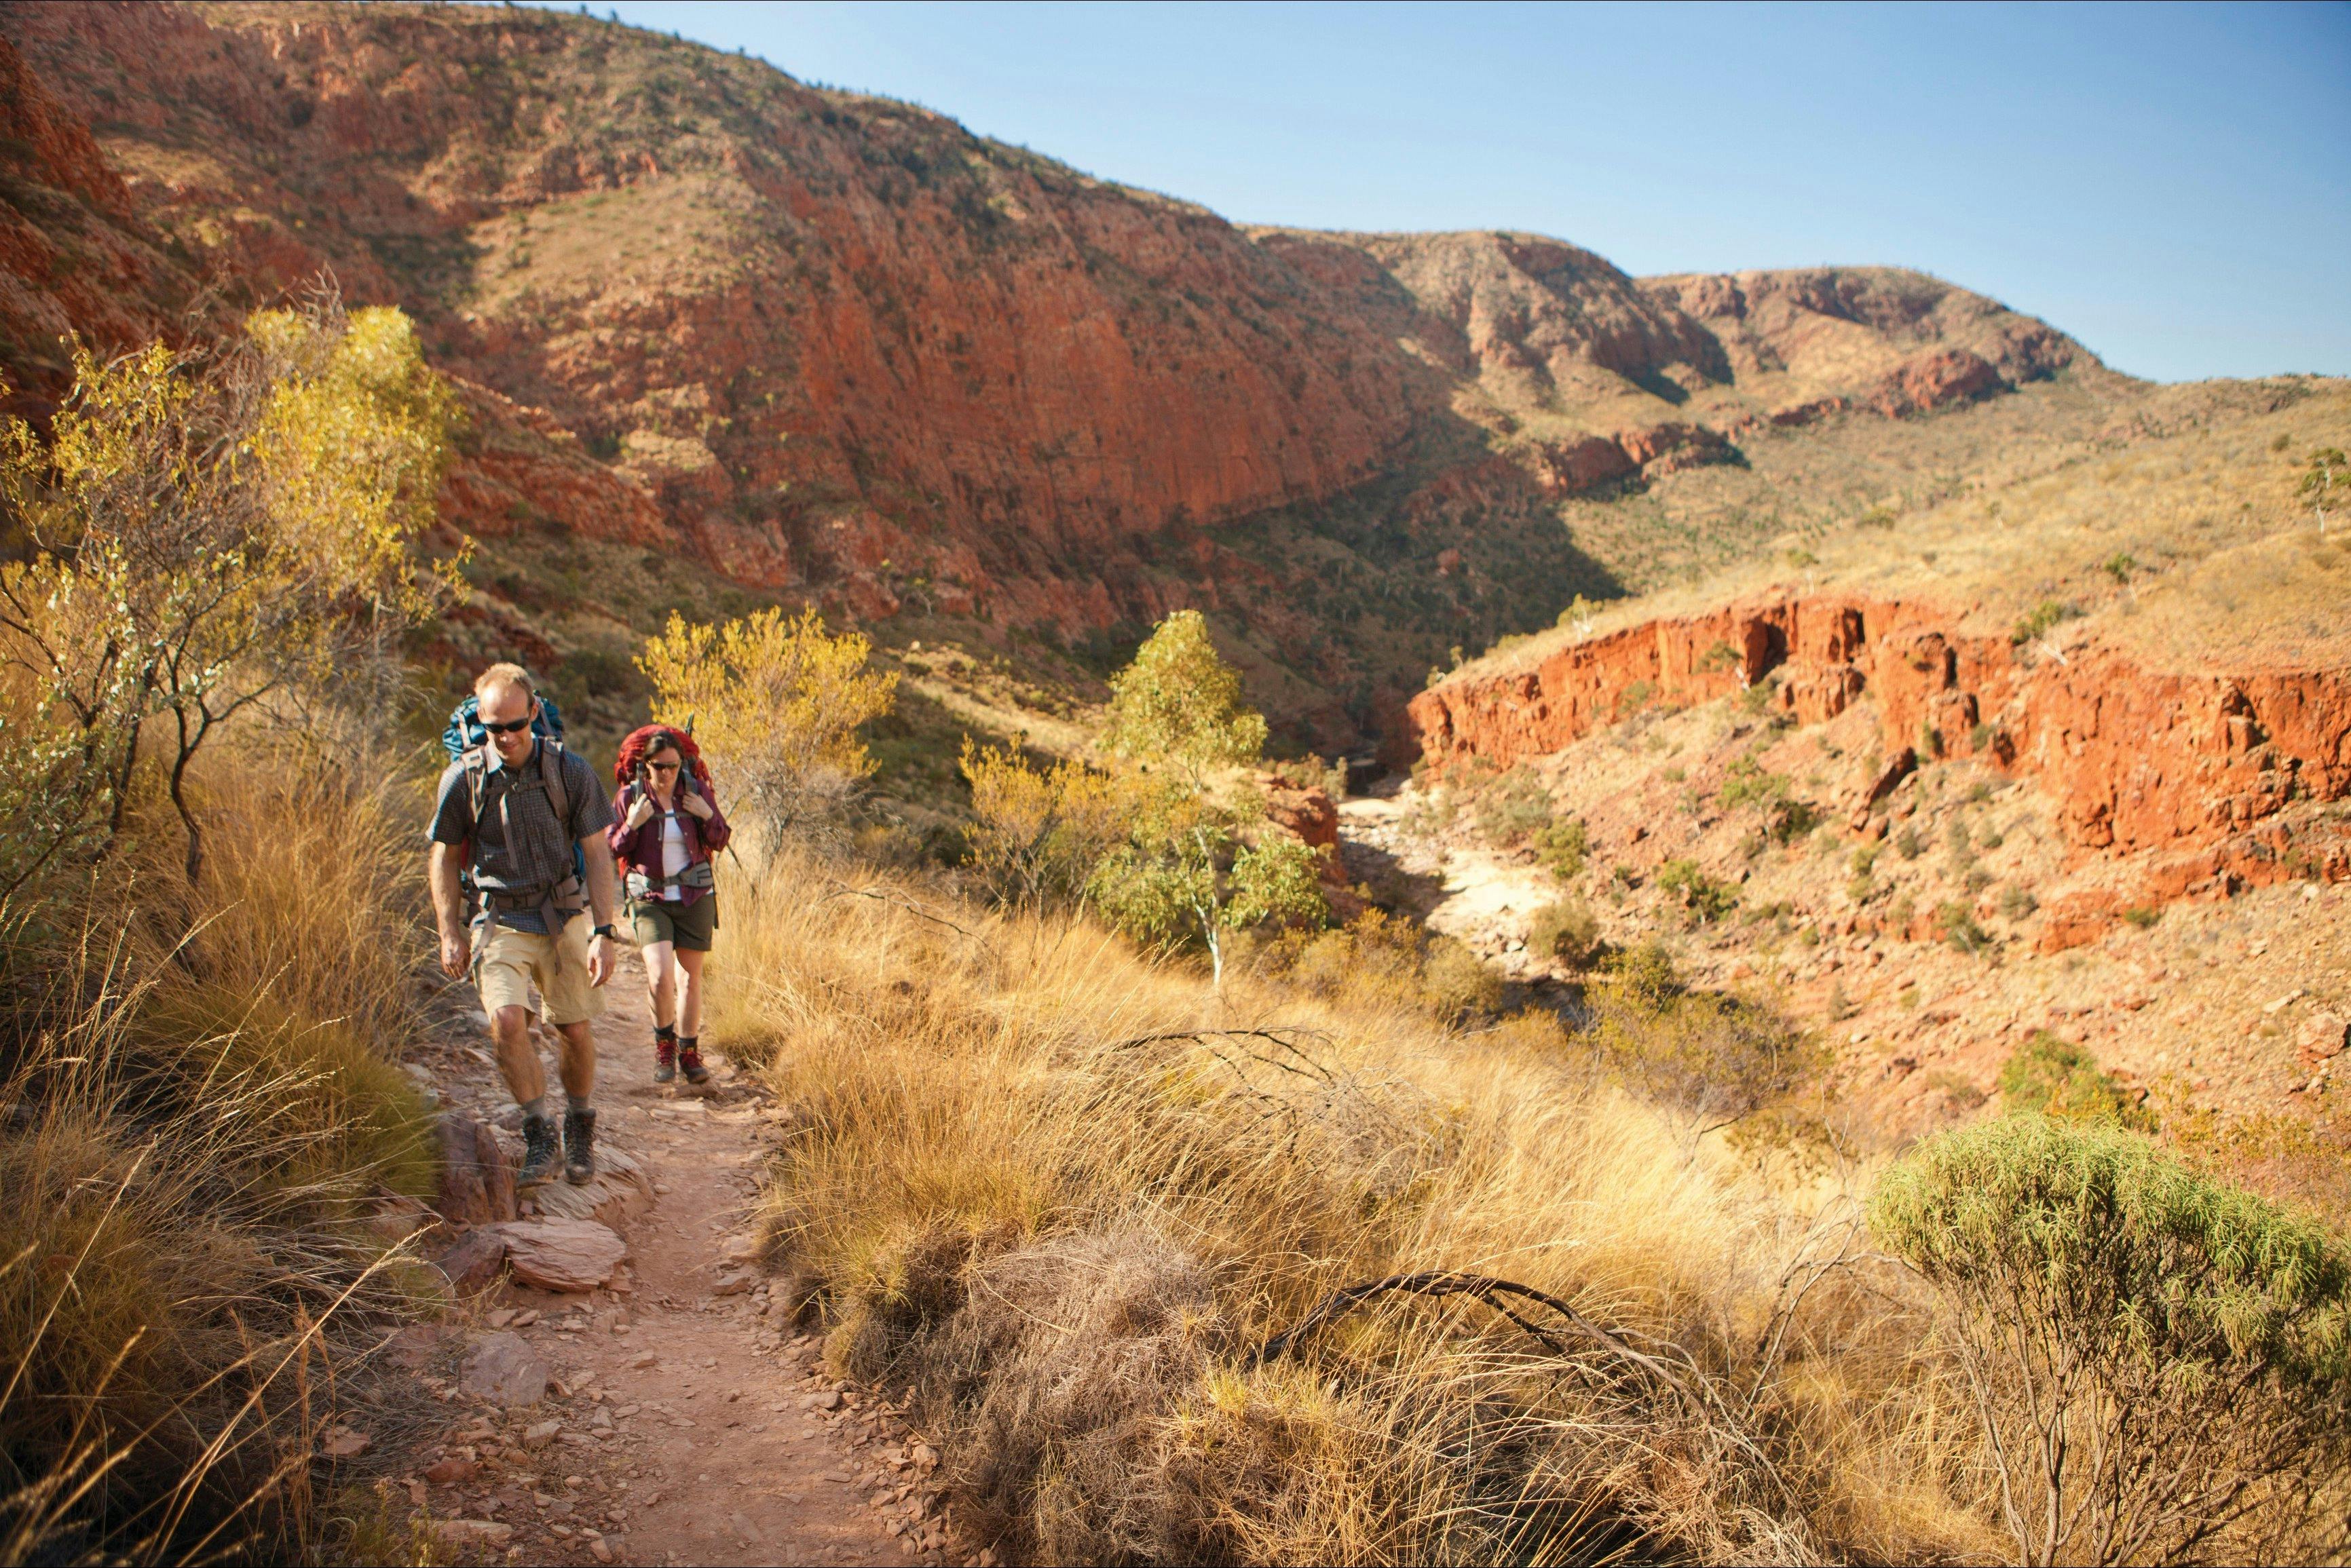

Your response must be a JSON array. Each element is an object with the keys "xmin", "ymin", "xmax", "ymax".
[{"xmin": 593, "ymin": 923, "xmax": 617, "ymax": 940}]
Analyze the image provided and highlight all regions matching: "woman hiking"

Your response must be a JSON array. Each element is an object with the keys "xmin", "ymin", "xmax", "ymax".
[{"xmin": 609, "ymin": 725, "xmax": 730, "ymax": 1084}]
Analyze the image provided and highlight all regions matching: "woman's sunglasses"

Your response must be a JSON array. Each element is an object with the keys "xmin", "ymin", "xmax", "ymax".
[{"xmin": 646, "ymin": 761, "xmax": 681, "ymax": 774}]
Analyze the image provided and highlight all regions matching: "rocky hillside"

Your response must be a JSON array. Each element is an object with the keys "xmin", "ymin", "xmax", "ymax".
[{"xmin": 0, "ymin": 0, "xmax": 2162, "ymax": 747}]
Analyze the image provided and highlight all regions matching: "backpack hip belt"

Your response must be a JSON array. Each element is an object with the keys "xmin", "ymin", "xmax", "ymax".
[{"xmin": 626, "ymin": 860, "xmax": 717, "ymax": 901}]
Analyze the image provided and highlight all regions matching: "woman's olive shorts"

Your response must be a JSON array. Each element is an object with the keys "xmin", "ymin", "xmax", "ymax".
[{"xmin": 626, "ymin": 895, "xmax": 717, "ymax": 953}]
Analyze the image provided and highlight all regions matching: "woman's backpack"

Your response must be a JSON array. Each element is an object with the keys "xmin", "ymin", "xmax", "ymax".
[{"xmin": 614, "ymin": 723, "xmax": 713, "ymax": 794}]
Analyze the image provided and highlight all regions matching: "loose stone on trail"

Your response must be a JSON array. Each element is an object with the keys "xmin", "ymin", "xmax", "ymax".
[
  {"xmin": 498, "ymin": 1216, "xmax": 629, "ymax": 1293},
  {"xmin": 461, "ymin": 1330, "xmax": 550, "ymax": 1408}
]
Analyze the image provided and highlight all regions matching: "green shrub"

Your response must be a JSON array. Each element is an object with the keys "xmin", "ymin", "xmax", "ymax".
[
  {"xmin": 1936, "ymin": 900, "xmax": 1993, "ymax": 955},
  {"xmin": 1895, "ymin": 826, "xmax": 1923, "ymax": 860},
  {"xmin": 1998, "ymin": 884, "xmax": 2038, "ymax": 919},
  {"xmin": 2009, "ymin": 598, "xmax": 2080, "ymax": 647},
  {"xmin": 1998, "ymin": 1031, "xmax": 2152, "ymax": 1130},
  {"xmin": 2121, "ymin": 904, "xmax": 2161, "ymax": 929},
  {"xmin": 1870, "ymin": 1117, "xmax": 2351, "ymax": 1565},
  {"xmin": 1470, "ymin": 766, "xmax": 1551, "ymax": 845},
  {"xmin": 1533, "ymin": 817, "xmax": 1587, "ymax": 879},
  {"xmin": 1655, "ymin": 858, "xmax": 1737, "ymax": 923},
  {"xmin": 1591, "ymin": 974, "xmax": 1825, "ymax": 1128},
  {"xmin": 1525, "ymin": 898, "xmax": 1602, "ymax": 970}
]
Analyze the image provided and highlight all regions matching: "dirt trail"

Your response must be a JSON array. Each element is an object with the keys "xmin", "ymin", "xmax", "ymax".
[{"xmin": 411, "ymin": 953, "xmax": 975, "ymax": 1568}]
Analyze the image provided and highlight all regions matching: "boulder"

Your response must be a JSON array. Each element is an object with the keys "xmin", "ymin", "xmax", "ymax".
[
  {"xmin": 2301, "ymin": 1012, "xmax": 2348, "ymax": 1071},
  {"xmin": 436, "ymin": 1111, "xmax": 517, "ymax": 1226},
  {"xmin": 459, "ymin": 1331, "xmax": 550, "ymax": 1408},
  {"xmin": 430, "ymin": 1228, "xmax": 509, "ymax": 1295},
  {"xmin": 497, "ymin": 1217, "xmax": 628, "ymax": 1293}
]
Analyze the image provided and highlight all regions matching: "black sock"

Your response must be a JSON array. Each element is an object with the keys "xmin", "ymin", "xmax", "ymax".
[
  {"xmin": 680, "ymin": 1035, "xmax": 698, "ymax": 1053},
  {"xmin": 655, "ymin": 1022, "xmax": 676, "ymax": 1044}
]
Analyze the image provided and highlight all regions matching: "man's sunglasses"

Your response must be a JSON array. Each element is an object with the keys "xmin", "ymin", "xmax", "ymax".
[{"xmin": 481, "ymin": 714, "xmax": 534, "ymax": 735}]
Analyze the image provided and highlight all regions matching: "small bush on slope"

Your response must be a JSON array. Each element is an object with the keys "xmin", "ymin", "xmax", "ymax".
[
  {"xmin": 715, "ymin": 853, "xmax": 2003, "ymax": 1565},
  {"xmin": 1997, "ymin": 1031, "xmax": 2154, "ymax": 1131},
  {"xmin": 1871, "ymin": 1117, "xmax": 2351, "ymax": 1566}
]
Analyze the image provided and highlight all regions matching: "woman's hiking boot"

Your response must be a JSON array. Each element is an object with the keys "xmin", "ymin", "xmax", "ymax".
[
  {"xmin": 654, "ymin": 1032, "xmax": 678, "ymax": 1084},
  {"xmin": 517, "ymin": 1113, "xmax": 560, "ymax": 1187},
  {"xmin": 563, "ymin": 1107, "xmax": 597, "ymax": 1185},
  {"xmin": 679, "ymin": 1037, "xmax": 711, "ymax": 1086}
]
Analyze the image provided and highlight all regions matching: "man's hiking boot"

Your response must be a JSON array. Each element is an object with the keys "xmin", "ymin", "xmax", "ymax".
[
  {"xmin": 679, "ymin": 1039, "xmax": 711, "ymax": 1086},
  {"xmin": 654, "ymin": 1034, "xmax": 677, "ymax": 1084},
  {"xmin": 563, "ymin": 1107, "xmax": 596, "ymax": 1185},
  {"xmin": 517, "ymin": 1113, "xmax": 560, "ymax": 1187}
]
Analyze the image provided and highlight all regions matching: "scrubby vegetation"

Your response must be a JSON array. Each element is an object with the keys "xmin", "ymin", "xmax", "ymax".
[
  {"xmin": 1874, "ymin": 1117, "xmax": 2351, "ymax": 1565},
  {"xmin": 715, "ymin": 851, "xmax": 1965, "ymax": 1565},
  {"xmin": 0, "ymin": 308, "xmax": 453, "ymax": 1561}
]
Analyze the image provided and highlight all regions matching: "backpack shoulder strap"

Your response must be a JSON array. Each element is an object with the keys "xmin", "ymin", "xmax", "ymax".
[
  {"xmin": 541, "ymin": 739, "xmax": 571, "ymax": 833},
  {"xmin": 462, "ymin": 746, "xmax": 491, "ymax": 828}
]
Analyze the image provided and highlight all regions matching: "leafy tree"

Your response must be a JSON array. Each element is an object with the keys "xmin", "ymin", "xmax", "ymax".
[
  {"xmin": 1102, "ymin": 609, "xmax": 1266, "ymax": 784},
  {"xmin": 1873, "ymin": 1117, "xmax": 2351, "ymax": 1565},
  {"xmin": 637, "ymin": 605, "xmax": 897, "ymax": 854},
  {"xmin": 1088, "ymin": 611, "xmax": 1321, "ymax": 984},
  {"xmin": 0, "ymin": 301, "xmax": 456, "ymax": 884}
]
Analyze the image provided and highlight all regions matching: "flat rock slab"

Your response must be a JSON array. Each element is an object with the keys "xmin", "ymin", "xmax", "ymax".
[
  {"xmin": 528, "ymin": 1142, "xmax": 656, "ymax": 1232},
  {"xmin": 460, "ymin": 1330, "xmax": 550, "ymax": 1408},
  {"xmin": 498, "ymin": 1216, "xmax": 628, "ymax": 1293}
]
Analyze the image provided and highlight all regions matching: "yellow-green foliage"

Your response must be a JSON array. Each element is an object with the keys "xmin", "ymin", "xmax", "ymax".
[
  {"xmin": 1655, "ymin": 857, "xmax": 1738, "ymax": 923},
  {"xmin": 1102, "ymin": 609, "xmax": 1267, "ymax": 778},
  {"xmin": 638, "ymin": 605, "xmax": 897, "ymax": 841},
  {"xmin": 1083, "ymin": 613, "xmax": 1325, "ymax": 979},
  {"xmin": 1526, "ymin": 896, "xmax": 1602, "ymax": 970},
  {"xmin": 1587, "ymin": 947, "xmax": 1827, "ymax": 1127},
  {"xmin": 956, "ymin": 738, "xmax": 1132, "ymax": 906},
  {"xmin": 1872, "ymin": 1117, "xmax": 2351, "ymax": 1564},
  {"xmin": 248, "ymin": 303, "xmax": 460, "ymax": 626},
  {"xmin": 0, "ymin": 306, "xmax": 455, "ymax": 883}
]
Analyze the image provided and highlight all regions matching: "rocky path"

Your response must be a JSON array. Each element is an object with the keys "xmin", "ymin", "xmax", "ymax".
[{"xmin": 402, "ymin": 953, "xmax": 981, "ymax": 1568}]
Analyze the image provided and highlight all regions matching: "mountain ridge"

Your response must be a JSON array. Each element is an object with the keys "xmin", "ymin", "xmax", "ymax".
[{"xmin": 0, "ymin": 0, "xmax": 2303, "ymax": 752}]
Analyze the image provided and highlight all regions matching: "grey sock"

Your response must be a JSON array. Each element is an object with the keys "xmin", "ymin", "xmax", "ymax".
[
  {"xmin": 521, "ymin": 1095, "xmax": 547, "ymax": 1123},
  {"xmin": 567, "ymin": 1094, "xmax": 594, "ymax": 1115}
]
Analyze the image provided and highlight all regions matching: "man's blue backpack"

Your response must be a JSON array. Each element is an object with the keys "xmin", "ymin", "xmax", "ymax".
[
  {"xmin": 441, "ymin": 692, "xmax": 586, "ymax": 887},
  {"xmin": 441, "ymin": 691, "xmax": 567, "ymax": 761}
]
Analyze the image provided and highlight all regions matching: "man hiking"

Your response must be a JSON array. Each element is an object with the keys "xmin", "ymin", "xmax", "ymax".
[
  {"xmin": 429, "ymin": 663, "xmax": 620, "ymax": 1187},
  {"xmin": 609, "ymin": 725, "xmax": 730, "ymax": 1084}
]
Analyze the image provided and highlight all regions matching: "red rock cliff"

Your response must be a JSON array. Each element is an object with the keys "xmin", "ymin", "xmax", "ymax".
[{"xmin": 1408, "ymin": 596, "xmax": 2351, "ymax": 899}]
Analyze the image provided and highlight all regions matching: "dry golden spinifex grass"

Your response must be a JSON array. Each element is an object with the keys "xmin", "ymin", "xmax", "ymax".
[
  {"xmin": 0, "ymin": 741, "xmax": 441, "ymax": 1563},
  {"xmin": 715, "ymin": 855, "xmax": 2006, "ymax": 1565}
]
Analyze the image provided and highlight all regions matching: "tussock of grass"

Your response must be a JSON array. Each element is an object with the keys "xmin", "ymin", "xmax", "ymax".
[
  {"xmin": 1, "ymin": 739, "xmax": 440, "ymax": 1561},
  {"xmin": 719, "ymin": 854, "xmax": 2000, "ymax": 1563}
]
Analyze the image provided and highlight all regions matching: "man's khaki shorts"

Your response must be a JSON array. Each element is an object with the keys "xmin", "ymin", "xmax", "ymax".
[{"xmin": 472, "ymin": 913, "xmax": 605, "ymax": 1027}]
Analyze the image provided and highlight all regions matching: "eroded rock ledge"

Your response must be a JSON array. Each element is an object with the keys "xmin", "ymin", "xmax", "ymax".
[{"xmin": 1407, "ymin": 595, "xmax": 2351, "ymax": 904}]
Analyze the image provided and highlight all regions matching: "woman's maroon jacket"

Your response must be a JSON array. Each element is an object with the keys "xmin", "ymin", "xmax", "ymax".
[{"xmin": 606, "ymin": 777, "xmax": 730, "ymax": 907}]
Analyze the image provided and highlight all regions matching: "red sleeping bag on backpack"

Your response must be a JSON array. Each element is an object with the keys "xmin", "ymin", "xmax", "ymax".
[{"xmin": 614, "ymin": 724, "xmax": 713, "ymax": 792}]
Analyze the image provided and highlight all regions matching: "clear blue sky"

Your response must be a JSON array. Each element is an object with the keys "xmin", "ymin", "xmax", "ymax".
[{"xmin": 563, "ymin": 1, "xmax": 2350, "ymax": 383}]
